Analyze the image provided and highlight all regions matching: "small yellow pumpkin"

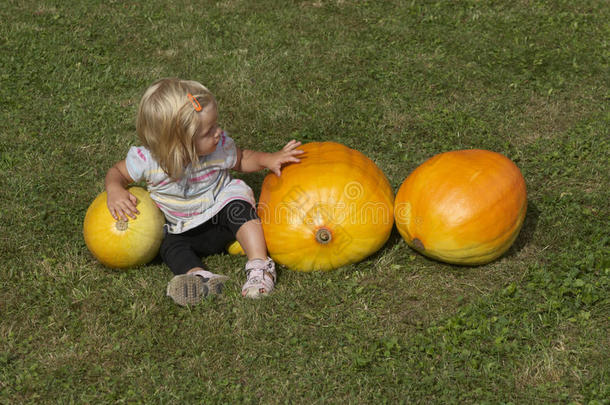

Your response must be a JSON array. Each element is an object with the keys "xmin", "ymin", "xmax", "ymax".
[
  {"xmin": 394, "ymin": 149, "xmax": 527, "ymax": 265},
  {"xmin": 83, "ymin": 187, "xmax": 165, "ymax": 269},
  {"xmin": 226, "ymin": 240, "xmax": 245, "ymax": 256},
  {"xmin": 258, "ymin": 142, "xmax": 394, "ymax": 271}
]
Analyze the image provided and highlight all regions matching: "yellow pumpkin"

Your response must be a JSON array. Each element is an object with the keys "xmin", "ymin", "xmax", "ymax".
[
  {"xmin": 83, "ymin": 187, "xmax": 165, "ymax": 269},
  {"xmin": 394, "ymin": 149, "xmax": 527, "ymax": 265},
  {"xmin": 226, "ymin": 240, "xmax": 245, "ymax": 256},
  {"xmin": 258, "ymin": 142, "xmax": 394, "ymax": 271}
]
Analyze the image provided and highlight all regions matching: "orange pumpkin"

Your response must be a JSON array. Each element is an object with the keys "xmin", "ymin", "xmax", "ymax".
[
  {"xmin": 83, "ymin": 187, "xmax": 165, "ymax": 269},
  {"xmin": 394, "ymin": 149, "xmax": 527, "ymax": 265},
  {"xmin": 258, "ymin": 142, "xmax": 394, "ymax": 271}
]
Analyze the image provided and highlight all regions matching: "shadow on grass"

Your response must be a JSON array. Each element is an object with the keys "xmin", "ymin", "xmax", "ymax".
[
  {"xmin": 349, "ymin": 224, "xmax": 405, "ymax": 267},
  {"xmin": 504, "ymin": 200, "xmax": 540, "ymax": 261}
]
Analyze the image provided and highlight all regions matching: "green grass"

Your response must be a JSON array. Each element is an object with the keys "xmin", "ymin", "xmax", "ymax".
[{"xmin": 1, "ymin": 0, "xmax": 608, "ymax": 403}]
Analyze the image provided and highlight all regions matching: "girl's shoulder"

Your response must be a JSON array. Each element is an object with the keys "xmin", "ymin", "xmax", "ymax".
[
  {"xmin": 125, "ymin": 146, "xmax": 165, "ymax": 181},
  {"xmin": 127, "ymin": 145, "xmax": 165, "ymax": 169},
  {"xmin": 127, "ymin": 145, "xmax": 154, "ymax": 163}
]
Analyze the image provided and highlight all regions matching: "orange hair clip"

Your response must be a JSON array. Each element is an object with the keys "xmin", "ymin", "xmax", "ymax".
[{"xmin": 187, "ymin": 93, "xmax": 202, "ymax": 112}]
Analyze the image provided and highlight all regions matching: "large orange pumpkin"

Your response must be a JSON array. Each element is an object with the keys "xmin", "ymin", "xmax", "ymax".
[
  {"xmin": 258, "ymin": 142, "xmax": 394, "ymax": 271},
  {"xmin": 83, "ymin": 187, "xmax": 165, "ymax": 269},
  {"xmin": 394, "ymin": 149, "xmax": 527, "ymax": 265}
]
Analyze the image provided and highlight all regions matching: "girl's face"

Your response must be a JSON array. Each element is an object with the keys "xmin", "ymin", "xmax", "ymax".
[{"xmin": 194, "ymin": 104, "xmax": 222, "ymax": 157}]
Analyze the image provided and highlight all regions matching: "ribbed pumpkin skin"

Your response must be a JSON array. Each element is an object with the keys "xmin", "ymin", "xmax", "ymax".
[
  {"xmin": 258, "ymin": 142, "xmax": 394, "ymax": 271},
  {"xmin": 83, "ymin": 187, "xmax": 165, "ymax": 269},
  {"xmin": 394, "ymin": 149, "xmax": 527, "ymax": 265}
]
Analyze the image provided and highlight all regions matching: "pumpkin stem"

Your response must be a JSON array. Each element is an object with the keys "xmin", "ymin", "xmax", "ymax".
[
  {"xmin": 315, "ymin": 227, "xmax": 332, "ymax": 244},
  {"xmin": 115, "ymin": 220, "xmax": 129, "ymax": 231}
]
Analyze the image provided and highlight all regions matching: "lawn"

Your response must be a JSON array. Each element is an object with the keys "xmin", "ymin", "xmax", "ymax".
[{"xmin": 1, "ymin": 0, "xmax": 608, "ymax": 403}]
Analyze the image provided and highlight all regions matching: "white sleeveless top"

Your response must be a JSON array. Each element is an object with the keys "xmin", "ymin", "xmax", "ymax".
[{"xmin": 125, "ymin": 132, "xmax": 255, "ymax": 234}]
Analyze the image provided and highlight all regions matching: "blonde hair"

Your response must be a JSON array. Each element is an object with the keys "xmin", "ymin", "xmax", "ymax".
[{"xmin": 136, "ymin": 78, "xmax": 216, "ymax": 179}]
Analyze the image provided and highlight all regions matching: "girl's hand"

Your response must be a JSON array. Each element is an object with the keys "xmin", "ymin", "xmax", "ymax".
[
  {"xmin": 266, "ymin": 140, "xmax": 304, "ymax": 176},
  {"xmin": 105, "ymin": 160, "xmax": 138, "ymax": 221},
  {"xmin": 106, "ymin": 187, "xmax": 139, "ymax": 221}
]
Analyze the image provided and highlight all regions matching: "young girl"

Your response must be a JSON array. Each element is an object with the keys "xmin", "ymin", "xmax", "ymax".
[{"xmin": 105, "ymin": 78, "xmax": 303, "ymax": 305}]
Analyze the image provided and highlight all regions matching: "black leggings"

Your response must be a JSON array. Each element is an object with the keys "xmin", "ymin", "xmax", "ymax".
[{"xmin": 160, "ymin": 200, "xmax": 258, "ymax": 275}]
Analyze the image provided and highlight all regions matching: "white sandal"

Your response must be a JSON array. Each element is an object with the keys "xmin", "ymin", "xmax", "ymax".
[{"xmin": 241, "ymin": 258, "xmax": 276, "ymax": 299}]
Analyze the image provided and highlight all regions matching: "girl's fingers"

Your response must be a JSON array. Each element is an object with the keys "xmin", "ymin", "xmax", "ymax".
[
  {"xmin": 124, "ymin": 205, "xmax": 138, "ymax": 219},
  {"xmin": 117, "ymin": 206, "xmax": 129, "ymax": 221},
  {"xmin": 114, "ymin": 209, "xmax": 127, "ymax": 222},
  {"xmin": 109, "ymin": 206, "xmax": 121, "ymax": 221},
  {"xmin": 280, "ymin": 155, "xmax": 301, "ymax": 164},
  {"xmin": 110, "ymin": 203, "xmax": 138, "ymax": 221},
  {"xmin": 285, "ymin": 156, "xmax": 301, "ymax": 163},
  {"xmin": 283, "ymin": 140, "xmax": 302, "ymax": 150},
  {"xmin": 128, "ymin": 193, "xmax": 140, "ymax": 214}
]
